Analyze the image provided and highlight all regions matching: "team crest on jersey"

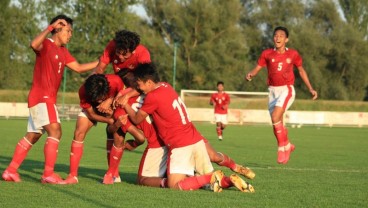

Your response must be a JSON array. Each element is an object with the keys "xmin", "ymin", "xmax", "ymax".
[
  {"xmin": 271, "ymin": 59, "xmax": 275, "ymax": 62},
  {"xmin": 286, "ymin": 58, "xmax": 291, "ymax": 64},
  {"xmin": 55, "ymin": 55, "xmax": 58, "ymax": 59},
  {"xmin": 114, "ymin": 60, "xmax": 118, "ymax": 64}
]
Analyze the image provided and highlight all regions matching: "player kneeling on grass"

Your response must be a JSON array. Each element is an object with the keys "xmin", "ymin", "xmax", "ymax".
[
  {"xmin": 62, "ymin": 74, "xmax": 144, "ymax": 184},
  {"xmin": 115, "ymin": 63, "xmax": 255, "ymax": 192}
]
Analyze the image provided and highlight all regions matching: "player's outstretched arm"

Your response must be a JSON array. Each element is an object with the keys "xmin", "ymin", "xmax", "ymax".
[
  {"xmin": 67, "ymin": 60, "xmax": 99, "ymax": 74},
  {"xmin": 245, "ymin": 65, "xmax": 262, "ymax": 81}
]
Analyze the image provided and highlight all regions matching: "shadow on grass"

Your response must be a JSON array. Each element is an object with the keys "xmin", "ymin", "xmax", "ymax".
[{"xmin": 0, "ymin": 155, "xmax": 138, "ymax": 185}]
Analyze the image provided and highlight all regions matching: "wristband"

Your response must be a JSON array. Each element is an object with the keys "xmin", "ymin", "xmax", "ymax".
[{"xmin": 47, "ymin": 25, "xmax": 54, "ymax": 32}]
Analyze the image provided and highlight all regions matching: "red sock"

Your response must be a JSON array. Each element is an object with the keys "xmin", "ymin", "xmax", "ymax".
[
  {"xmin": 178, "ymin": 174, "xmax": 212, "ymax": 191},
  {"xmin": 69, "ymin": 140, "xmax": 84, "ymax": 177},
  {"xmin": 216, "ymin": 127, "xmax": 222, "ymax": 137},
  {"xmin": 7, "ymin": 137, "xmax": 33, "ymax": 173},
  {"xmin": 106, "ymin": 139, "xmax": 113, "ymax": 166},
  {"xmin": 107, "ymin": 145, "xmax": 124, "ymax": 175},
  {"xmin": 217, "ymin": 152, "xmax": 237, "ymax": 170},
  {"xmin": 273, "ymin": 122, "xmax": 288, "ymax": 146},
  {"xmin": 43, "ymin": 137, "xmax": 60, "ymax": 177},
  {"xmin": 220, "ymin": 176, "xmax": 233, "ymax": 188}
]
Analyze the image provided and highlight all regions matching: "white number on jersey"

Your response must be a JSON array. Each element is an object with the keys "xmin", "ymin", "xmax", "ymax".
[
  {"xmin": 172, "ymin": 97, "xmax": 191, "ymax": 125},
  {"xmin": 277, "ymin": 62, "xmax": 283, "ymax": 71}
]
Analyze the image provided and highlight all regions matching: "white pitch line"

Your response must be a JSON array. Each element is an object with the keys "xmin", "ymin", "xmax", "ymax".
[{"xmin": 250, "ymin": 166, "xmax": 366, "ymax": 173}]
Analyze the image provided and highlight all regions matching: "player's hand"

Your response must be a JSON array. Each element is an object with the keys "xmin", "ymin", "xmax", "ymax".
[
  {"xmin": 115, "ymin": 95, "xmax": 129, "ymax": 108},
  {"xmin": 50, "ymin": 19, "xmax": 67, "ymax": 31},
  {"xmin": 97, "ymin": 97, "xmax": 113, "ymax": 113},
  {"xmin": 245, "ymin": 73, "xmax": 253, "ymax": 81},
  {"xmin": 310, "ymin": 89, "xmax": 318, "ymax": 100}
]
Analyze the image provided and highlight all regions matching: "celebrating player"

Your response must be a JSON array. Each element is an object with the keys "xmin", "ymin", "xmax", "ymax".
[
  {"xmin": 245, "ymin": 26, "xmax": 318, "ymax": 164},
  {"xmin": 210, "ymin": 81, "xmax": 230, "ymax": 140},
  {"xmin": 94, "ymin": 29, "xmax": 151, "ymax": 75},
  {"xmin": 118, "ymin": 63, "xmax": 254, "ymax": 192},
  {"xmin": 2, "ymin": 14, "xmax": 98, "ymax": 183},
  {"xmin": 63, "ymin": 74, "xmax": 145, "ymax": 184}
]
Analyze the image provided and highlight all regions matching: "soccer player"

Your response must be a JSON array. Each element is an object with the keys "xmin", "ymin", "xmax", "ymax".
[
  {"xmin": 245, "ymin": 26, "xmax": 318, "ymax": 164},
  {"xmin": 118, "ymin": 63, "xmax": 254, "ymax": 192},
  {"xmin": 2, "ymin": 14, "xmax": 98, "ymax": 183},
  {"xmin": 92, "ymin": 30, "xmax": 151, "ymax": 179},
  {"xmin": 94, "ymin": 29, "xmax": 151, "ymax": 75},
  {"xmin": 115, "ymin": 70, "xmax": 255, "ymax": 188},
  {"xmin": 63, "ymin": 74, "xmax": 145, "ymax": 184},
  {"xmin": 210, "ymin": 81, "xmax": 230, "ymax": 140}
]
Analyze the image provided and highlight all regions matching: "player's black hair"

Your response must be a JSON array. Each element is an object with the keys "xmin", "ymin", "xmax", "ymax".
[
  {"xmin": 273, "ymin": 26, "xmax": 289, "ymax": 38},
  {"xmin": 217, "ymin": 81, "xmax": 224, "ymax": 86},
  {"xmin": 117, "ymin": 68, "xmax": 137, "ymax": 89},
  {"xmin": 133, "ymin": 63, "xmax": 160, "ymax": 83},
  {"xmin": 114, "ymin": 30, "xmax": 140, "ymax": 54},
  {"xmin": 49, "ymin": 14, "xmax": 73, "ymax": 35},
  {"xmin": 84, "ymin": 74, "xmax": 110, "ymax": 103}
]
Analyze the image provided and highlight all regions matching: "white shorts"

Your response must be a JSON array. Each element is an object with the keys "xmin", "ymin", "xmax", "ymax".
[
  {"xmin": 27, "ymin": 103, "xmax": 60, "ymax": 134},
  {"xmin": 268, "ymin": 85, "xmax": 295, "ymax": 114},
  {"xmin": 214, "ymin": 114, "xmax": 228, "ymax": 124},
  {"xmin": 138, "ymin": 146, "xmax": 168, "ymax": 177},
  {"xmin": 168, "ymin": 140, "xmax": 214, "ymax": 176},
  {"xmin": 78, "ymin": 109, "xmax": 97, "ymax": 126}
]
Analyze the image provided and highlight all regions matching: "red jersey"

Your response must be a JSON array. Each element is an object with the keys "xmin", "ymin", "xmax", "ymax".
[
  {"xmin": 140, "ymin": 82, "xmax": 205, "ymax": 148},
  {"xmin": 28, "ymin": 38, "xmax": 76, "ymax": 107},
  {"xmin": 257, "ymin": 48, "xmax": 302, "ymax": 86},
  {"xmin": 79, "ymin": 74, "xmax": 123, "ymax": 109},
  {"xmin": 99, "ymin": 40, "xmax": 151, "ymax": 73},
  {"xmin": 210, "ymin": 92, "xmax": 230, "ymax": 114},
  {"xmin": 129, "ymin": 95, "xmax": 165, "ymax": 148}
]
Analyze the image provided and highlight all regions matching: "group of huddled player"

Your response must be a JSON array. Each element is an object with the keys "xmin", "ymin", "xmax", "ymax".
[{"xmin": 2, "ymin": 14, "xmax": 256, "ymax": 193}]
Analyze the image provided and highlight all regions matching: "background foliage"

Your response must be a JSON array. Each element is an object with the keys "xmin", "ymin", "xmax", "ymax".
[{"xmin": 0, "ymin": 0, "xmax": 367, "ymax": 100}]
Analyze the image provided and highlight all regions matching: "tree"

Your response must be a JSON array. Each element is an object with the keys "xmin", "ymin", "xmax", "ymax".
[
  {"xmin": 0, "ymin": 0, "xmax": 38, "ymax": 90},
  {"xmin": 143, "ymin": 0, "xmax": 248, "ymax": 90}
]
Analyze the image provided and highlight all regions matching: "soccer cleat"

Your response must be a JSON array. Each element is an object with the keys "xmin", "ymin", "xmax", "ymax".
[
  {"xmin": 210, "ymin": 170, "xmax": 224, "ymax": 193},
  {"xmin": 282, "ymin": 144, "xmax": 295, "ymax": 164},
  {"xmin": 41, "ymin": 173, "xmax": 64, "ymax": 184},
  {"xmin": 113, "ymin": 175, "xmax": 121, "ymax": 183},
  {"xmin": 218, "ymin": 136, "xmax": 223, "ymax": 141},
  {"xmin": 2, "ymin": 170, "xmax": 21, "ymax": 182},
  {"xmin": 229, "ymin": 174, "xmax": 255, "ymax": 193},
  {"xmin": 277, "ymin": 148, "xmax": 286, "ymax": 164},
  {"xmin": 63, "ymin": 174, "xmax": 79, "ymax": 184},
  {"xmin": 102, "ymin": 173, "xmax": 114, "ymax": 185},
  {"xmin": 233, "ymin": 164, "xmax": 256, "ymax": 180}
]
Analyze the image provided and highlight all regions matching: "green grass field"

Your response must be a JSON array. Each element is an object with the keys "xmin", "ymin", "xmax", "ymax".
[{"xmin": 0, "ymin": 119, "xmax": 367, "ymax": 208}]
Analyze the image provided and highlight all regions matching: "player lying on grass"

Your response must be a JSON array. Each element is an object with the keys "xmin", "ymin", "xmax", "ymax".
[
  {"xmin": 113, "ymin": 65, "xmax": 255, "ymax": 192},
  {"xmin": 62, "ymin": 74, "xmax": 145, "ymax": 184}
]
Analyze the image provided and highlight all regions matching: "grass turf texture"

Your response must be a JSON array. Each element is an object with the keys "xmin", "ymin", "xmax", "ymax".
[{"xmin": 0, "ymin": 119, "xmax": 367, "ymax": 208}]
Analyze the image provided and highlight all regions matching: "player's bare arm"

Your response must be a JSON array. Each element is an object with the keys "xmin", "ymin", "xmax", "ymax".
[
  {"xmin": 66, "ymin": 60, "xmax": 99, "ymax": 73},
  {"xmin": 246, "ymin": 65, "xmax": 262, "ymax": 81},
  {"xmin": 297, "ymin": 66, "xmax": 318, "ymax": 100},
  {"xmin": 96, "ymin": 97, "xmax": 114, "ymax": 114},
  {"xmin": 30, "ymin": 19, "xmax": 68, "ymax": 51},
  {"xmin": 84, "ymin": 107, "xmax": 114, "ymax": 125},
  {"xmin": 107, "ymin": 115, "xmax": 128, "ymax": 133},
  {"xmin": 93, "ymin": 60, "xmax": 109, "ymax": 74},
  {"xmin": 123, "ymin": 104, "xmax": 148, "ymax": 125}
]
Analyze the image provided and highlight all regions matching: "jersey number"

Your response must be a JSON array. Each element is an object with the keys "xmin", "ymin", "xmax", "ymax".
[
  {"xmin": 172, "ymin": 98, "xmax": 191, "ymax": 125},
  {"xmin": 277, "ymin": 62, "xmax": 283, "ymax": 71}
]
